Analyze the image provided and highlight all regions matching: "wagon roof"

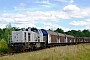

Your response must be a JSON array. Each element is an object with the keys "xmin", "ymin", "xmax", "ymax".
[
  {"xmin": 75, "ymin": 37, "xmax": 90, "ymax": 39},
  {"xmin": 58, "ymin": 33, "xmax": 65, "ymax": 36},
  {"xmin": 46, "ymin": 30, "xmax": 58, "ymax": 35},
  {"xmin": 65, "ymin": 34, "xmax": 74, "ymax": 38},
  {"xmin": 46, "ymin": 30, "xmax": 74, "ymax": 37}
]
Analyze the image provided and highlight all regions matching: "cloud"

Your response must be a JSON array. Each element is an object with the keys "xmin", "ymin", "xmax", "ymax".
[
  {"xmin": 70, "ymin": 19, "xmax": 90, "ymax": 26},
  {"xmin": 86, "ymin": 25, "xmax": 90, "ymax": 30},
  {"xmin": 35, "ymin": 0, "xmax": 56, "ymax": 8},
  {"xmin": 0, "ymin": 10, "xmax": 70, "ymax": 31},
  {"xmin": 13, "ymin": 4, "xmax": 89, "ymax": 19},
  {"xmin": 13, "ymin": 3, "xmax": 26, "ymax": 11},
  {"xmin": 3, "ymin": 10, "xmax": 6, "ymax": 12},
  {"xmin": 1, "ymin": 4, "xmax": 90, "ymax": 31},
  {"xmin": 56, "ymin": 0, "xmax": 74, "ymax": 4},
  {"xmin": 19, "ymin": 3, "xmax": 26, "ymax": 8},
  {"xmin": 0, "ymin": 11, "xmax": 69, "ymax": 24},
  {"xmin": 0, "ymin": 24, "xmax": 7, "ymax": 29},
  {"xmin": 63, "ymin": 4, "xmax": 80, "ymax": 12},
  {"xmin": 63, "ymin": 4, "xmax": 88, "ymax": 18},
  {"xmin": 13, "ymin": 23, "xmax": 36, "ymax": 28},
  {"xmin": 36, "ymin": 0, "xmax": 50, "ymax": 4},
  {"xmin": 69, "ymin": 19, "xmax": 90, "ymax": 30},
  {"xmin": 40, "ymin": 23, "xmax": 70, "ymax": 32},
  {"xmin": 69, "ymin": 21, "xmax": 86, "ymax": 26}
]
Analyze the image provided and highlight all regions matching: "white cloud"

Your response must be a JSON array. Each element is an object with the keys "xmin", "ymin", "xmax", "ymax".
[
  {"xmin": 0, "ymin": 10, "xmax": 71, "ymax": 31},
  {"xmin": 86, "ymin": 25, "xmax": 90, "ymax": 30},
  {"xmin": 10, "ymin": 11, "xmax": 69, "ymax": 28},
  {"xmin": 63, "ymin": 4, "xmax": 88, "ymax": 18},
  {"xmin": 41, "ymin": 23, "xmax": 70, "ymax": 32},
  {"xmin": 0, "ymin": 24, "xmax": 7, "ymax": 29},
  {"xmin": 63, "ymin": 4, "xmax": 80, "ymax": 12},
  {"xmin": 69, "ymin": 21, "xmax": 86, "ymax": 26},
  {"xmin": 85, "ymin": 19, "xmax": 90, "ymax": 25},
  {"xmin": 13, "ymin": 3, "xmax": 26, "ymax": 11},
  {"xmin": 3, "ymin": 10, "xmax": 6, "ymax": 12},
  {"xmin": 69, "ymin": 19, "xmax": 90, "ymax": 30},
  {"xmin": 83, "ymin": 8, "xmax": 90, "ymax": 16},
  {"xmin": 0, "ymin": 13, "xmax": 14, "ymax": 22},
  {"xmin": 1, "ymin": 4, "xmax": 90, "ymax": 31},
  {"xmin": 70, "ymin": 19, "xmax": 90, "ymax": 26},
  {"xmin": 35, "ymin": 0, "xmax": 56, "ymax": 8},
  {"xmin": 13, "ymin": 23, "xmax": 36, "ymax": 28},
  {"xmin": 13, "ymin": 4, "xmax": 89, "ymax": 19},
  {"xmin": 36, "ymin": 0, "xmax": 50, "ymax": 4},
  {"xmin": 56, "ymin": 0, "xmax": 74, "ymax": 3},
  {"xmin": 19, "ymin": 3, "xmax": 26, "ymax": 8}
]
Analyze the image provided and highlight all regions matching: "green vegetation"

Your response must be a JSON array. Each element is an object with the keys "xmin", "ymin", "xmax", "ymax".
[
  {"xmin": 0, "ymin": 43, "xmax": 90, "ymax": 60},
  {"xmin": 0, "ymin": 39, "xmax": 9, "ymax": 54},
  {"xmin": 54, "ymin": 28, "xmax": 90, "ymax": 37},
  {"xmin": 54, "ymin": 28, "xmax": 65, "ymax": 34},
  {"xmin": 0, "ymin": 28, "xmax": 12, "ymax": 44}
]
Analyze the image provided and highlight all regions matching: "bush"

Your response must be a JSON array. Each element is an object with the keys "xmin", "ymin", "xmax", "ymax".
[{"xmin": 0, "ymin": 39, "xmax": 9, "ymax": 54}]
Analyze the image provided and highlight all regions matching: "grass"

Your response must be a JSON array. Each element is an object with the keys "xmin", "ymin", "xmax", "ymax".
[{"xmin": 0, "ymin": 43, "xmax": 90, "ymax": 60}]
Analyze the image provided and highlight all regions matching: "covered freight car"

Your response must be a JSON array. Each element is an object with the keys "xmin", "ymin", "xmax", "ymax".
[
  {"xmin": 44, "ymin": 30, "xmax": 75, "ymax": 47},
  {"xmin": 75, "ymin": 37, "xmax": 90, "ymax": 43},
  {"xmin": 65, "ymin": 34, "xmax": 75, "ymax": 44}
]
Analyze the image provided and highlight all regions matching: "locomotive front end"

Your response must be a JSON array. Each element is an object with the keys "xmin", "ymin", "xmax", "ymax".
[{"xmin": 9, "ymin": 31, "xmax": 27, "ymax": 52}]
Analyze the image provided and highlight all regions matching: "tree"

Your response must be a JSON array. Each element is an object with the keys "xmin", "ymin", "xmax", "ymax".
[
  {"xmin": 82, "ymin": 29, "xmax": 90, "ymax": 37},
  {"xmin": 3, "ymin": 28, "xmax": 12, "ymax": 44},
  {"xmin": 6, "ymin": 23, "xmax": 12, "ymax": 28},
  {"xmin": 48, "ymin": 29, "xmax": 53, "ymax": 31},
  {"xmin": 65, "ymin": 30, "xmax": 85, "ymax": 37},
  {"xmin": 0, "ymin": 28, "xmax": 3, "ymax": 40},
  {"xmin": 54, "ymin": 28, "xmax": 64, "ymax": 34},
  {"xmin": 0, "ymin": 39, "xmax": 8, "ymax": 53},
  {"xmin": 12, "ymin": 27, "xmax": 20, "ymax": 31}
]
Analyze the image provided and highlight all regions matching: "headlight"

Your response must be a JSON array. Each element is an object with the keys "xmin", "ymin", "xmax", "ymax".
[{"xmin": 11, "ymin": 45, "xmax": 13, "ymax": 46}]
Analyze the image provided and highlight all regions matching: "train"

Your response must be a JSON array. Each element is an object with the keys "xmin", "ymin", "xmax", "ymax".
[{"xmin": 9, "ymin": 27, "xmax": 90, "ymax": 52}]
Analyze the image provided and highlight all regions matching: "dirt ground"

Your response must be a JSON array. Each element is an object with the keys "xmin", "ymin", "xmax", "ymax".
[{"xmin": 0, "ymin": 53, "xmax": 13, "ymax": 57}]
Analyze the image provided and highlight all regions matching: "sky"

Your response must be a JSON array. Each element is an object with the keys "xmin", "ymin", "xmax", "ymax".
[{"xmin": 0, "ymin": 0, "xmax": 90, "ymax": 32}]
